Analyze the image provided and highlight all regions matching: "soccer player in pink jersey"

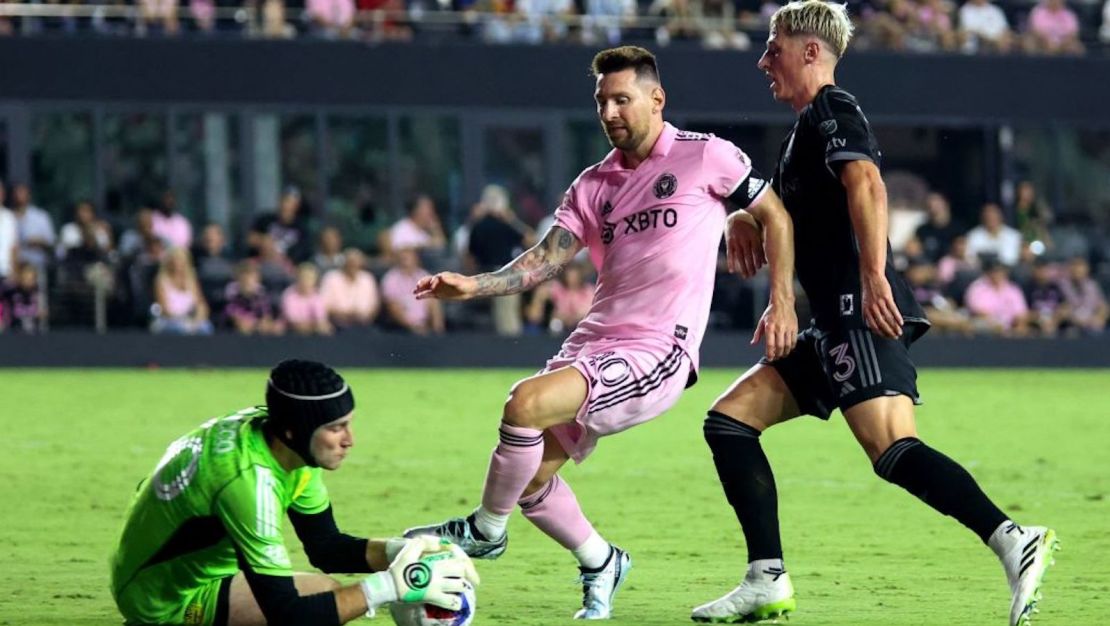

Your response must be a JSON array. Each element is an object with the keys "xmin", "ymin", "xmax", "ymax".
[{"xmin": 406, "ymin": 45, "xmax": 798, "ymax": 620}]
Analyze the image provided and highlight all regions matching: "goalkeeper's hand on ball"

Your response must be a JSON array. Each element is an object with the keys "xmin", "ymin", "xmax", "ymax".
[{"xmin": 362, "ymin": 536, "xmax": 480, "ymax": 611}]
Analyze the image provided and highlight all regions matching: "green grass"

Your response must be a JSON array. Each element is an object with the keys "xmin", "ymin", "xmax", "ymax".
[{"xmin": 1, "ymin": 368, "xmax": 1107, "ymax": 625}]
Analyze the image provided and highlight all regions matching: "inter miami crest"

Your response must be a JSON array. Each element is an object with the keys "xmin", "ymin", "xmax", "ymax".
[{"xmin": 653, "ymin": 172, "xmax": 677, "ymax": 199}]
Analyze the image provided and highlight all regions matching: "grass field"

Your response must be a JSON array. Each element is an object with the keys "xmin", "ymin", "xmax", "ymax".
[{"xmin": 1, "ymin": 368, "xmax": 1107, "ymax": 626}]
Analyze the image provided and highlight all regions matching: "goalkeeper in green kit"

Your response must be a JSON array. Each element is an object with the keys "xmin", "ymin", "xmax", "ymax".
[{"xmin": 109, "ymin": 359, "xmax": 479, "ymax": 625}]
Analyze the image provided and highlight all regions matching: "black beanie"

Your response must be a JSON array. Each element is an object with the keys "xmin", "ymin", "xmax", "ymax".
[{"xmin": 265, "ymin": 359, "xmax": 355, "ymax": 467}]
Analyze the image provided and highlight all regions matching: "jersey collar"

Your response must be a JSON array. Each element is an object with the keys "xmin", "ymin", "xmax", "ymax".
[{"xmin": 597, "ymin": 122, "xmax": 677, "ymax": 172}]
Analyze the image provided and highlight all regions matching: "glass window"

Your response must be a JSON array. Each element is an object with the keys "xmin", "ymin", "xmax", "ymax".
[
  {"xmin": 399, "ymin": 115, "xmax": 462, "ymax": 226},
  {"xmin": 172, "ymin": 113, "xmax": 242, "ymax": 233},
  {"xmin": 1012, "ymin": 126, "xmax": 1110, "ymax": 228},
  {"xmin": 280, "ymin": 115, "xmax": 319, "ymax": 211},
  {"xmin": 483, "ymin": 125, "xmax": 547, "ymax": 227},
  {"xmin": 567, "ymin": 119, "xmax": 610, "ymax": 178},
  {"xmin": 31, "ymin": 111, "xmax": 95, "ymax": 220},
  {"xmin": 102, "ymin": 112, "xmax": 168, "ymax": 217},
  {"xmin": 324, "ymin": 115, "xmax": 390, "ymax": 254}
]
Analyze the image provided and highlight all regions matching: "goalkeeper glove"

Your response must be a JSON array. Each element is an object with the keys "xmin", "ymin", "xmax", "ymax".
[{"xmin": 361, "ymin": 537, "xmax": 479, "ymax": 611}]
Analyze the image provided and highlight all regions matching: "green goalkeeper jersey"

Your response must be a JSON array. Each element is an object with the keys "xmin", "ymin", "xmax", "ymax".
[{"xmin": 110, "ymin": 407, "xmax": 330, "ymax": 624}]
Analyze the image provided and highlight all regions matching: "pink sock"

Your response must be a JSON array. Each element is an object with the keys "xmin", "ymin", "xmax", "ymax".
[
  {"xmin": 480, "ymin": 424, "xmax": 545, "ymax": 515},
  {"xmin": 519, "ymin": 475, "xmax": 595, "ymax": 550}
]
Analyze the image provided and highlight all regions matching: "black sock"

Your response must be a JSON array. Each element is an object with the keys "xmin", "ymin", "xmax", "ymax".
[
  {"xmin": 704, "ymin": 410, "xmax": 783, "ymax": 562},
  {"xmin": 874, "ymin": 437, "xmax": 1008, "ymax": 543}
]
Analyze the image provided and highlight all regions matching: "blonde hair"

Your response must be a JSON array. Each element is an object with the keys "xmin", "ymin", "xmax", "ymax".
[{"xmin": 770, "ymin": 1, "xmax": 854, "ymax": 58}]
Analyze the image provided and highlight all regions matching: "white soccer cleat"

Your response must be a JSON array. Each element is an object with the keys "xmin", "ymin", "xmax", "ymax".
[
  {"xmin": 691, "ymin": 565, "xmax": 796, "ymax": 623},
  {"xmin": 994, "ymin": 524, "xmax": 1060, "ymax": 626},
  {"xmin": 573, "ymin": 545, "xmax": 632, "ymax": 620}
]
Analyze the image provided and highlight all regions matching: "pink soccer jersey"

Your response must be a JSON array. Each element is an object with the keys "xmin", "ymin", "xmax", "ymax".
[{"xmin": 554, "ymin": 122, "xmax": 768, "ymax": 374}]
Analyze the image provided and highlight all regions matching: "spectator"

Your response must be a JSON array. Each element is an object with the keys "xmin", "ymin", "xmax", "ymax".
[
  {"xmin": 192, "ymin": 223, "xmax": 235, "ymax": 314},
  {"xmin": 1013, "ymin": 180, "xmax": 1053, "ymax": 247},
  {"xmin": 894, "ymin": 236, "xmax": 927, "ymax": 272},
  {"xmin": 224, "ymin": 261, "xmax": 284, "ymax": 335},
  {"xmin": 1, "ymin": 263, "xmax": 47, "ymax": 333},
  {"xmin": 454, "ymin": 186, "xmax": 502, "ymax": 271},
  {"xmin": 965, "ymin": 202, "xmax": 1022, "ymax": 266},
  {"xmin": 356, "ymin": 0, "xmax": 413, "ymax": 42},
  {"xmin": 525, "ymin": 260, "xmax": 595, "ymax": 333},
  {"xmin": 513, "ymin": 0, "xmax": 576, "ymax": 43},
  {"xmin": 914, "ymin": 0, "xmax": 960, "ymax": 51},
  {"xmin": 260, "ymin": 0, "xmax": 296, "ymax": 38},
  {"xmin": 118, "ymin": 209, "xmax": 158, "ymax": 259},
  {"xmin": 282, "ymin": 263, "xmax": 334, "ymax": 336},
  {"xmin": 1024, "ymin": 258, "xmax": 1069, "ymax": 336},
  {"xmin": 0, "ymin": 182, "xmax": 16, "ymax": 281},
  {"xmin": 58, "ymin": 200, "xmax": 113, "ymax": 261},
  {"xmin": 151, "ymin": 247, "xmax": 213, "ymax": 335},
  {"xmin": 468, "ymin": 185, "xmax": 536, "ymax": 336},
  {"xmin": 582, "ymin": 0, "xmax": 637, "ymax": 46},
  {"xmin": 313, "ymin": 225, "xmax": 346, "ymax": 274},
  {"xmin": 384, "ymin": 194, "xmax": 447, "ymax": 259},
  {"xmin": 705, "ymin": 0, "xmax": 756, "ymax": 48},
  {"xmin": 249, "ymin": 186, "xmax": 312, "ymax": 262},
  {"xmin": 252, "ymin": 233, "xmax": 297, "ymax": 291},
  {"xmin": 1059, "ymin": 256, "xmax": 1108, "ymax": 334},
  {"xmin": 1025, "ymin": 0, "xmax": 1084, "ymax": 55},
  {"xmin": 151, "ymin": 191, "xmax": 193, "ymax": 250},
  {"xmin": 118, "ymin": 213, "xmax": 167, "ymax": 326},
  {"xmin": 965, "ymin": 259, "xmax": 1030, "ymax": 336},
  {"xmin": 190, "ymin": 0, "xmax": 216, "ymax": 33},
  {"xmin": 320, "ymin": 248, "xmax": 380, "ymax": 328},
  {"xmin": 11, "ymin": 183, "xmax": 56, "ymax": 272},
  {"xmin": 137, "ymin": 0, "xmax": 180, "ymax": 35},
  {"xmin": 958, "ymin": 0, "xmax": 1012, "ymax": 52},
  {"xmin": 306, "ymin": 0, "xmax": 356, "ymax": 38},
  {"xmin": 1103, "ymin": 0, "xmax": 1110, "ymax": 44},
  {"xmin": 905, "ymin": 259, "xmax": 972, "ymax": 335},
  {"xmin": 914, "ymin": 192, "xmax": 964, "ymax": 262},
  {"xmin": 381, "ymin": 247, "xmax": 444, "ymax": 335}
]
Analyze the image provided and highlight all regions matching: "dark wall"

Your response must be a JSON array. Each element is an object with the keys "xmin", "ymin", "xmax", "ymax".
[
  {"xmin": 1, "ymin": 332, "xmax": 1107, "ymax": 368},
  {"xmin": 1, "ymin": 39, "xmax": 1107, "ymax": 125}
]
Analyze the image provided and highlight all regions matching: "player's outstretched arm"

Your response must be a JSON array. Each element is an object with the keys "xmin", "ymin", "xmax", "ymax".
[
  {"xmin": 744, "ymin": 188, "xmax": 798, "ymax": 361},
  {"xmin": 414, "ymin": 225, "xmax": 582, "ymax": 300},
  {"xmin": 840, "ymin": 160, "xmax": 903, "ymax": 339}
]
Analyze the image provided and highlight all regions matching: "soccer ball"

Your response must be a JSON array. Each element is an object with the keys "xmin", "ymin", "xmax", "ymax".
[{"xmin": 388, "ymin": 581, "xmax": 476, "ymax": 626}]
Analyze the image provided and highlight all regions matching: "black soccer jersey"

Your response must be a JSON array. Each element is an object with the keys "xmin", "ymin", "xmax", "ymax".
[{"xmin": 772, "ymin": 84, "xmax": 926, "ymax": 331}]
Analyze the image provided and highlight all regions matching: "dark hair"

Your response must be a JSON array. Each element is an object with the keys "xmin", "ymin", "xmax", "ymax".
[{"xmin": 590, "ymin": 46, "xmax": 660, "ymax": 83}]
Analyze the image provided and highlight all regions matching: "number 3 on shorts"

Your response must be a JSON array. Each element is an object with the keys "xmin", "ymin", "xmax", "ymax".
[{"xmin": 828, "ymin": 342, "xmax": 856, "ymax": 383}]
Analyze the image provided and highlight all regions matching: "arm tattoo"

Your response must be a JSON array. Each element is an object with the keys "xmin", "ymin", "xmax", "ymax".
[{"xmin": 472, "ymin": 226, "xmax": 581, "ymax": 298}]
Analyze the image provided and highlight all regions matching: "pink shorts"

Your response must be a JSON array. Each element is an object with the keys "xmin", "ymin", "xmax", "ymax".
[{"xmin": 545, "ymin": 335, "xmax": 692, "ymax": 463}]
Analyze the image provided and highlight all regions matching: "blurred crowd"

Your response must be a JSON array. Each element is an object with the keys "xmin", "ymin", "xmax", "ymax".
[
  {"xmin": 0, "ymin": 180, "xmax": 597, "ymax": 337},
  {"xmin": 0, "ymin": 175, "xmax": 1107, "ymax": 338},
  {"xmin": 0, "ymin": 0, "xmax": 1105, "ymax": 55}
]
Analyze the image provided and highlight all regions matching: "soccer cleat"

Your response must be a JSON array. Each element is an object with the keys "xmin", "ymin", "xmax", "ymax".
[
  {"xmin": 691, "ymin": 565, "xmax": 796, "ymax": 623},
  {"xmin": 996, "ymin": 524, "xmax": 1060, "ymax": 626},
  {"xmin": 402, "ymin": 514, "xmax": 508, "ymax": 560},
  {"xmin": 573, "ymin": 545, "xmax": 632, "ymax": 620}
]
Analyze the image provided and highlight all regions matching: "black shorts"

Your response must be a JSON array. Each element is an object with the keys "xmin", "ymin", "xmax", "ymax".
[
  {"xmin": 211, "ymin": 575, "xmax": 234, "ymax": 626},
  {"xmin": 760, "ymin": 322, "xmax": 928, "ymax": 420}
]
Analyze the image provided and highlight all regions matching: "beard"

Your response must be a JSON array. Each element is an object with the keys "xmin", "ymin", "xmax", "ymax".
[{"xmin": 603, "ymin": 124, "xmax": 645, "ymax": 152}]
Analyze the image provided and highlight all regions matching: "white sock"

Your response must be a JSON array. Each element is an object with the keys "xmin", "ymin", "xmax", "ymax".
[
  {"xmin": 572, "ymin": 531, "xmax": 612, "ymax": 570},
  {"xmin": 472, "ymin": 506, "xmax": 510, "ymax": 541},
  {"xmin": 747, "ymin": 558, "xmax": 786, "ymax": 580},
  {"xmin": 987, "ymin": 519, "xmax": 1020, "ymax": 558}
]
